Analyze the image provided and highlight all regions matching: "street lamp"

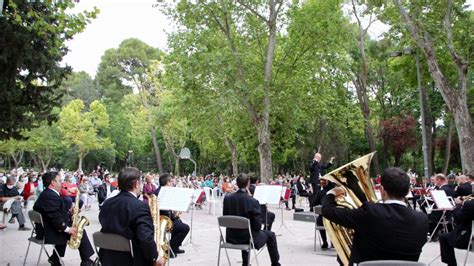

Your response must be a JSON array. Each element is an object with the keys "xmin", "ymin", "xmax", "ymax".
[
  {"xmin": 179, "ymin": 147, "xmax": 197, "ymax": 176},
  {"xmin": 390, "ymin": 48, "xmax": 430, "ymax": 179},
  {"xmin": 127, "ymin": 150, "xmax": 134, "ymax": 167}
]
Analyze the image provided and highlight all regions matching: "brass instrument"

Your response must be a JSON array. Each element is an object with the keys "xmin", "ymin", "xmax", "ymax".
[
  {"xmin": 149, "ymin": 194, "xmax": 173, "ymax": 264},
  {"xmin": 67, "ymin": 194, "xmax": 90, "ymax": 249},
  {"xmin": 320, "ymin": 152, "xmax": 377, "ymax": 266}
]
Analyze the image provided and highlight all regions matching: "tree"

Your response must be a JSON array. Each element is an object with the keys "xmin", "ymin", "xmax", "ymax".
[
  {"xmin": 0, "ymin": 0, "xmax": 98, "ymax": 140},
  {"xmin": 0, "ymin": 138, "xmax": 27, "ymax": 169},
  {"xmin": 380, "ymin": 115, "xmax": 418, "ymax": 166},
  {"xmin": 60, "ymin": 71, "xmax": 100, "ymax": 106},
  {"xmin": 389, "ymin": 0, "xmax": 474, "ymax": 174},
  {"xmin": 58, "ymin": 99, "xmax": 111, "ymax": 172}
]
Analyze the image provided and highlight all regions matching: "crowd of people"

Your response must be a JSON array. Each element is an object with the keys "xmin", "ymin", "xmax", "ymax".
[{"xmin": 0, "ymin": 152, "xmax": 472, "ymax": 266}]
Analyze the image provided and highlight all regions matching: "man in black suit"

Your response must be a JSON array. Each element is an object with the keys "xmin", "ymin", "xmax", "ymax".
[
  {"xmin": 99, "ymin": 167, "xmax": 162, "ymax": 266},
  {"xmin": 309, "ymin": 153, "xmax": 334, "ymax": 210},
  {"xmin": 312, "ymin": 178, "xmax": 334, "ymax": 249},
  {"xmin": 453, "ymin": 175, "xmax": 472, "ymax": 198},
  {"xmin": 429, "ymin": 174, "xmax": 455, "ymax": 238},
  {"xmin": 249, "ymin": 176, "xmax": 275, "ymax": 231},
  {"xmin": 322, "ymin": 167, "xmax": 429, "ymax": 264},
  {"xmin": 33, "ymin": 172, "xmax": 96, "ymax": 266},
  {"xmin": 154, "ymin": 173, "xmax": 189, "ymax": 258},
  {"xmin": 438, "ymin": 199, "xmax": 474, "ymax": 266},
  {"xmin": 97, "ymin": 173, "xmax": 116, "ymax": 206},
  {"xmin": 223, "ymin": 173, "xmax": 281, "ymax": 266}
]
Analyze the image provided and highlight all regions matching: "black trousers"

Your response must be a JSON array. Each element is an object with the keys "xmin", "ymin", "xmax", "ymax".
[
  {"xmin": 49, "ymin": 230, "xmax": 94, "ymax": 265},
  {"xmin": 170, "ymin": 219, "xmax": 189, "ymax": 251},
  {"xmin": 316, "ymin": 214, "xmax": 327, "ymax": 244},
  {"xmin": 241, "ymin": 230, "xmax": 280, "ymax": 266},
  {"xmin": 439, "ymin": 233, "xmax": 457, "ymax": 266}
]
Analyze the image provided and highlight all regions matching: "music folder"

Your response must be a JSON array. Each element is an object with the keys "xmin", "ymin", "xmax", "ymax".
[
  {"xmin": 157, "ymin": 186, "xmax": 194, "ymax": 212},
  {"xmin": 253, "ymin": 185, "xmax": 283, "ymax": 205}
]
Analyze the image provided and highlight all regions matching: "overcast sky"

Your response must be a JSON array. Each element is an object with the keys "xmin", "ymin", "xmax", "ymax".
[{"xmin": 63, "ymin": 0, "xmax": 474, "ymax": 78}]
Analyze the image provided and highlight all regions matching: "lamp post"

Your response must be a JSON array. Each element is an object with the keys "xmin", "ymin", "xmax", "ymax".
[
  {"xmin": 179, "ymin": 147, "xmax": 197, "ymax": 176},
  {"xmin": 127, "ymin": 150, "xmax": 134, "ymax": 167},
  {"xmin": 389, "ymin": 48, "xmax": 430, "ymax": 179}
]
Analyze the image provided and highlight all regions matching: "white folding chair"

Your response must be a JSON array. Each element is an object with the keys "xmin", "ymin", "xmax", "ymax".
[
  {"xmin": 23, "ymin": 210, "xmax": 64, "ymax": 266},
  {"xmin": 204, "ymin": 187, "xmax": 219, "ymax": 215},
  {"xmin": 217, "ymin": 216, "xmax": 263, "ymax": 266},
  {"xmin": 464, "ymin": 220, "xmax": 474, "ymax": 265}
]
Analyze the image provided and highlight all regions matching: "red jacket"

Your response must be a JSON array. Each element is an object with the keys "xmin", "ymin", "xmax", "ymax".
[{"xmin": 23, "ymin": 182, "xmax": 38, "ymax": 200}]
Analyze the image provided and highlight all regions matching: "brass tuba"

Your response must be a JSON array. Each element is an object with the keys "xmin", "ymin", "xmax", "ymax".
[
  {"xmin": 320, "ymin": 152, "xmax": 378, "ymax": 266},
  {"xmin": 67, "ymin": 193, "xmax": 90, "ymax": 249},
  {"xmin": 149, "ymin": 194, "xmax": 173, "ymax": 264}
]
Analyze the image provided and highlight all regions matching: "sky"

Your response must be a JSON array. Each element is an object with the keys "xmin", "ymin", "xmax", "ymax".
[{"xmin": 63, "ymin": 0, "xmax": 474, "ymax": 78}]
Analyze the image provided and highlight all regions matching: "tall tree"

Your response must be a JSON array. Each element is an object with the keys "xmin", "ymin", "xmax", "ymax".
[
  {"xmin": 0, "ymin": 0, "xmax": 97, "ymax": 139},
  {"xmin": 391, "ymin": 0, "xmax": 474, "ymax": 174},
  {"xmin": 58, "ymin": 99, "xmax": 111, "ymax": 172}
]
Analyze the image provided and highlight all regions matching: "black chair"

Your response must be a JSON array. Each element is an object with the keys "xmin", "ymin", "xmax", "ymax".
[
  {"xmin": 23, "ymin": 210, "xmax": 64, "ymax": 266},
  {"xmin": 92, "ymin": 231, "xmax": 134, "ymax": 261}
]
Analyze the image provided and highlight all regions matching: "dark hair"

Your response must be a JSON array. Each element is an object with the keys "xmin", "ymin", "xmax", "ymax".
[
  {"xmin": 380, "ymin": 167, "xmax": 410, "ymax": 199},
  {"xmin": 43, "ymin": 172, "xmax": 59, "ymax": 188},
  {"xmin": 104, "ymin": 173, "xmax": 110, "ymax": 180},
  {"xmin": 236, "ymin": 173, "xmax": 249, "ymax": 189},
  {"xmin": 159, "ymin": 173, "xmax": 172, "ymax": 187},
  {"xmin": 118, "ymin": 167, "xmax": 141, "ymax": 191},
  {"xmin": 249, "ymin": 175, "xmax": 258, "ymax": 185}
]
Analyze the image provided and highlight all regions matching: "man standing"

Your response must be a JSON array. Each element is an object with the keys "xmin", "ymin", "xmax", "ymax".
[
  {"xmin": 223, "ymin": 173, "xmax": 281, "ymax": 266},
  {"xmin": 33, "ymin": 172, "xmax": 96, "ymax": 266},
  {"xmin": 309, "ymin": 153, "xmax": 334, "ymax": 209},
  {"xmin": 99, "ymin": 167, "xmax": 162, "ymax": 266},
  {"xmin": 0, "ymin": 177, "xmax": 30, "ymax": 231},
  {"xmin": 322, "ymin": 167, "xmax": 428, "ymax": 264},
  {"xmin": 154, "ymin": 173, "xmax": 189, "ymax": 257},
  {"xmin": 97, "ymin": 174, "xmax": 116, "ymax": 207}
]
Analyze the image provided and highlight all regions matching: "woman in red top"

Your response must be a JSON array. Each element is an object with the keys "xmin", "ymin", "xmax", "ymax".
[{"xmin": 23, "ymin": 173, "xmax": 38, "ymax": 208}]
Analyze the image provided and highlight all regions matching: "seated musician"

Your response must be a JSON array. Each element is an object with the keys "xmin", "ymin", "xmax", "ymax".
[
  {"xmin": 311, "ymin": 178, "xmax": 334, "ymax": 249},
  {"xmin": 249, "ymin": 176, "xmax": 275, "ymax": 231},
  {"xmin": 154, "ymin": 173, "xmax": 190, "ymax": 258},
  {"xmin": 223, "ymin": 173, "xmax": 281, "ymax": 266},
  {"xmin": 428, "ymin": 174, "xmax": 455, "ymax": 239},
  {"xmin": 99, "ymin": 167, "xmax": 163, "ymax": 266},
  {"xmin": 33, "ymin": 172, "xmax": 96, "ymax": 266},
  {"xmin": 322, "ymin": 167, "xmax": 429, "ymax": 264},
  {"xmin": 453, "ymin": 175, "xmax": 472, "ymax": 198},
  {"xmin": 438, "ymin": 197, "xmax": 474, "ymax": 266}
]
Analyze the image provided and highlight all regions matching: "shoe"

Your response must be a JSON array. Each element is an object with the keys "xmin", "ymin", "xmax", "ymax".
[
  {"xmin": 80, "ymin": 259, "xmax": 95, "ymax": 266},
  {"xmin": 8, "ymin": 217, "xmax": 15, "ymax": 224},
  {"xmin": 321, "ymin": 242, "xmax": 328, "ymax": 249},
  {"xmin": 285, "ymin": 207, "xmax": 291, "ymax": 211},
  {"xmin": 175, "ymin": 248, "xmax": 185, "ymax": 254},
  {"xmin": 0, "ymin": 223, "xmax": 6, "ymax": 230},
  {"xmin": 19, "ymin": 226, "xmax": 31, "ymax": 231},
  {"xmin": 48, "ymin": 257, "xmax": 61, "ymax": 266},
  {"xmin": 169, "ymin": 251, "xmax": 177, "ymax": 258}
]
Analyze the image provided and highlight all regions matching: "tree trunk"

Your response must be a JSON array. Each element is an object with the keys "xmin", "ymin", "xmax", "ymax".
[
  {"xmin": 150, "ymin": 127, "xmax": 164, "ymax": 175},
  {"xmin": 224, "ymin": 136, "xmax": 239, "ymax": 177},
  {"xmin": 420, "ymin": 83, "xmax": 433, "ymax": 177},
  {"xmin": 394, "ymin": 0, "xmax": 474, "ymax": 175},
  {"xmin": 78, "ymin": 154, "xmax": 84, "ymax": 172},
  {"xmin": 442, "ymin": 118, "xmax": 454, "ymax": 174}
]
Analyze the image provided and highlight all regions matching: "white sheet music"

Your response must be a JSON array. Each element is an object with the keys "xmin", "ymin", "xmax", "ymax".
[
  {"xmin": 406, "ymin": 191, "xmax": 413, "ymax": 198},
  {"xmin": 158, "ymin": 187, "xmax": 194, "ymax": 212},
  {"xmin": 430, "ymin": 190, "xmax": 454, "ymax": 210},
  {"xmin": 254, "ymin": 185, "xmax": 283, "ymax": 205}
]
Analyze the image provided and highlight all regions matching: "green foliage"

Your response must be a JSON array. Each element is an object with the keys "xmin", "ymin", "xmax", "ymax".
[{"xmin": 0, "ymin": 0, "xmax": 98, "ymax": 140}]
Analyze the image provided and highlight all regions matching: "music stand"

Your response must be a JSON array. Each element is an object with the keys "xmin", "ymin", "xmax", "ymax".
[{"xmin": 427, "ymin": 190, "xmax": 455, "ymax": 242}]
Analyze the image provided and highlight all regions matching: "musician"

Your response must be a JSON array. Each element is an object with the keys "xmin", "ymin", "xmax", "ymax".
[
  {"xmin": 296, "ymin": 175, "xmax": 310, "ymax": 198},
  {"xmin": 309, "ymin": 153, "xmax": 335, "ymax": 180},
  {"xmin": 428, "ymin": 174, "xmax": 455, "ymax": 238},
  {"xmin": 249, "ymin": 176, "xmax": 275, "ymax": 231},
  {"xmin": 154, "ymin": 173, "xmax": 189, "ymax": 258},
  {"xmin": 99, "ymin": 167, "xmax": 163, "ymax": 266},
  {"xmin": 312, "ymin": 179, "xmax": 333, "ymax": 249},
  {"xmin": 322, "ymin": 167, "xmax": 429, "ymax": 264},
  {"xmin": 223, "ymin": 173, "xmax": 281, "ymax": 266},
  {"xmin": 453, "ymin": 175, "xmax": 472, "ymax": 198},
  {"xmin": 438, "ymin": 197, "xmax": 473, "ymax": 266},
  {"xmin": 33, "ymin": 172, "xmax": 96, "ymax": 266},
  {"xmin": 97, "ymin": 173, "xmax": 116, "ymax": 207}
]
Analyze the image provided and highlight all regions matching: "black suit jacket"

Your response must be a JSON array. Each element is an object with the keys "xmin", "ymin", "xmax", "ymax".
[
  {"xmin": 454, "ymin": 183, "xmax": 472, "ymax": 198},
  {"xmin": 99, "ymin": 191, "xmax": 158, "ymax": 266},
  {"xmin": 33, "ymin": 189, "xmax": 71, "ymax": 245},
  {"xmin": 438, "ymin": 184, "xmax": 454, "ymax": 197},
  {"xmin": 322, "ymin": 194, "xmax": 429, "ymax": 264},
  {"xmin": 309, "ymin": 160, "xmax": 333, "ymax": 180},
  {"xmin": 223, "ymin": 189, "xmax": 262, "ymax": 244},
  {"xmin": 97, "ymin": 183, "xmax": 116, "ymax": 205}
]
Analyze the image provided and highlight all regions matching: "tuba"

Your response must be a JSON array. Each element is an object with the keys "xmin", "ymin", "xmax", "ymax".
[
  {"xmin": 149, "ymin": 194, "xmax": 173, "ymax": 264},
  {"xmin": 320, "ymin": 152, "xmax": 378, "ymax": 266},
  {"xmin": 67, "ymin": 193, "xmax": 90, "ymax": 249}
]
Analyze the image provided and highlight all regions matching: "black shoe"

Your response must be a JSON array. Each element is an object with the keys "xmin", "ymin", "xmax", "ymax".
[
  {"xmin": 169, "ymin": 251, "xmax": 177, "ymax": 258},
  {"xmin": 18, "ymin": 226, "xmax": 31, "ymax": 231},
  {"xmin": 175, "ymin": 248, "xmax": 185, "ymax": 254},
  {"xmin": 48, "ymin": 257, "xmax": 61, "ymax": 266},
  {"xmin": 321, "ymin": 242, "xmax": 328, "ymax": 249},
  {"xmin": 80, "ymin": 260, "xmax": 95, "ymax": 266}
]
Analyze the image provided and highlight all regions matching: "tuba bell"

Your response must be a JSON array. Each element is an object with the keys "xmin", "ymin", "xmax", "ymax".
[
  {"xmin": 320, "ymin": 152, "xmax": 378, "ymax": 266},
  {"xmin": 149, "ymin": 194, "xmax": 173, "ymax": 264}
]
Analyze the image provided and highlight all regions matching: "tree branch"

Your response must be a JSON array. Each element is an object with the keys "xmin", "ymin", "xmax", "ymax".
[
  {"xmin": 236, "ymin": 0, "xmax": 268, "ymax": 23},
  {"xmin": 444, "ymin": 0, "xmax": 467, "ymax": 71}
]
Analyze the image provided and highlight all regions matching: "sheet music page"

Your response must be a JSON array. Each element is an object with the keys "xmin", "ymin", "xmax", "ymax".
[
  {"xmin": 430, "ymin": 190, "xmax": 454, "ymax": 210},
  {"xmin": 253, "ymin": 185, "xmax": 268, "ymax": 204},
  {"xmin": 158, "ymin": 187, "xmax": 194, "ymax": 212},
  {"xmin": 266, "ymin": 185, "xmax": 283, "ymax": 205}
]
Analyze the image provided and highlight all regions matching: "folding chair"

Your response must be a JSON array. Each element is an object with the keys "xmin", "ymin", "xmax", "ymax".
[
  {"xmin": 359, "ymin": 260, "xmax": 427, "ymax": 266},
  {"xmin": 313, "ymin": 206, "xmax": 325, "ymax": 251},
  {"xmin": 204, "ymin": 187, "xmax": 219, "ymax": 215},
  {"xmin": 217, "ymin": 216, "xmax": 263, "ymax": 266},
  {"xmin": 23, "ymin": 210, "xmax": 64, "ymax": 266},
  {"xmin": 464, "ymin": 220, "xmax": 474, "ymax": 266},
  {"xmin": 92, "ymin": 231, "xmax": 133, "ymax": 262}
]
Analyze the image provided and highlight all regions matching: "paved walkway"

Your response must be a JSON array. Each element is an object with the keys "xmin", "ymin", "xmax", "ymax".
[{"xmin": 1, "ymin": 197, "xmax": 471, "ymax": 265}]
